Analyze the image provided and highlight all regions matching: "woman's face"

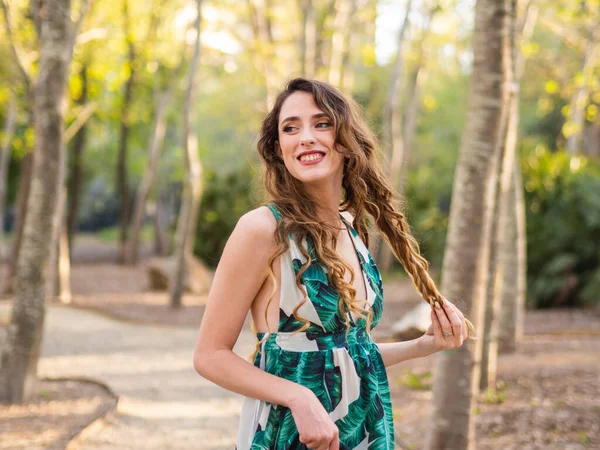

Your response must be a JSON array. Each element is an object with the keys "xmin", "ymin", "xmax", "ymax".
[{"xmin": 275, "ymin": 91, "xmax": 346, "ymax": 186}]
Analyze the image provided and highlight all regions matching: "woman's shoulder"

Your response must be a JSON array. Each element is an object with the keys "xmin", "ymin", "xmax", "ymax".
[{"xmin": 234, "ymin": 205, "xmax": 278, "ymax": 243}]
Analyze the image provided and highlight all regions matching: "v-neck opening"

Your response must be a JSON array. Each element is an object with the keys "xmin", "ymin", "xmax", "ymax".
[{"xmin": 339, "ymin": 213, "xmax": 371, "ymax": 326}]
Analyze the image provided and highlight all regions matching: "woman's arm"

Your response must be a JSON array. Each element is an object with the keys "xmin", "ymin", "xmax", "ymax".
[
  {"xmin": 193, "ymin": 207, "xmax": 309, "ymax": 407},
  {"xmin": 376, "ymin": 338, "xmax": 435, "ymax": 367},
  {"xmin": 194, "ymin": 207, "xmax": 341, "ymax": 449},
  {"xmin": 376, "ymin": 300, "xmax": 468, "ymax": 367}
]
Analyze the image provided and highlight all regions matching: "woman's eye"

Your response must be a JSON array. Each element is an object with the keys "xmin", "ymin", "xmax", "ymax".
[
  {"xmin": 316, "ymin": 121, "xmax": 332, "ymax": 128},
  {"xmin": 282, "ymin": 126, "xmax": 296, "ymax": 132}
]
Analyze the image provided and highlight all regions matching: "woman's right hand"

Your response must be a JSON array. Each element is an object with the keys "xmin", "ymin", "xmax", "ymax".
[{"xmin": 289, "ymin": 388, "xmax": 340, "ymax": 450}]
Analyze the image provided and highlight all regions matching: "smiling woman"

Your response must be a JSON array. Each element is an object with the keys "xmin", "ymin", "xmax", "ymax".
[{"xmin": 192, "ymin": 78, "xmax": 475, "ymax": 450}]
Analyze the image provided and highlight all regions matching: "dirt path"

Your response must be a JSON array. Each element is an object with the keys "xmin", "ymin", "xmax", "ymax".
[{"xmin": 0, "ymin": 302, "xmax": 255, "ymax": 450}]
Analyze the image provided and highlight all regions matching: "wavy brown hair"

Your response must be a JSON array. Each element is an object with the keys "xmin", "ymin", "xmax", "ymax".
[{"xmin": 251, "ymin": 78, "xmax": 476, "ymax": 360}]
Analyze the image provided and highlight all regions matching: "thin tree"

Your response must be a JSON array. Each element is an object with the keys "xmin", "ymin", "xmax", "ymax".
[
  {"xmin": 373, "ymin": 0, "xmax": 413, "ymax": 267},
  {"xmin": 1, "ymin": 0, "xmax": 34, "ymax": 292},
  {"xmin": 0, "ymin": 91, "xmax": 16, "ymax": 259},
  {"xmin": 170, "ymin": 0, "xmax": 203, "ymax": 308},
  {"xmin": 0, "ymin": 0, "xmax": 88, "ymax": 403},
  {"xmin": 425, "ymin": 0, "xmax": 510, "ymax": 447},
  {"xmin": 298, "ymin": 0, "xmax": 317, "ymax": 78}
]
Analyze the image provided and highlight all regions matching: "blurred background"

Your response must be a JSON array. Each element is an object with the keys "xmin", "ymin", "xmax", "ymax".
[{"xmin": 0, "ymin": 0, "xmax": 599, "ymax": 449}]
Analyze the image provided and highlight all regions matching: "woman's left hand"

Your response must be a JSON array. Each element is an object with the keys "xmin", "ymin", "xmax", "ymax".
[{"xmin": 418, "ymin": 297, "xmax": 468, "ymax": 355}]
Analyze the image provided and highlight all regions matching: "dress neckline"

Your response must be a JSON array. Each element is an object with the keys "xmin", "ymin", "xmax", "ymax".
[{"xmin": 339, "ymin": 213, "xmax": 372, "ymax": 326}]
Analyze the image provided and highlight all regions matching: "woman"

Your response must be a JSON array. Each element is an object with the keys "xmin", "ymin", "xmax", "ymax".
[{"xmin": 193, "ymin": 78, "xmax": 475, "ymax": 450}]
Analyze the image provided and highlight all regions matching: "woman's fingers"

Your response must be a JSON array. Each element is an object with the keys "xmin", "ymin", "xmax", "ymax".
[
  {"xmin": 437, "ymin": 298, "xmax": 466, "ymax": 345},
  {"xmin": 432, "ymin": 301, "xmax": 453, "ymax": 337}
]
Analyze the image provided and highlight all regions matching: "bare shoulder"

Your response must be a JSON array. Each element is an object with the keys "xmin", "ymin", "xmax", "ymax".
[{"xmin": 236, "ymin": 205, "xmax": 277, "ymax": 238}]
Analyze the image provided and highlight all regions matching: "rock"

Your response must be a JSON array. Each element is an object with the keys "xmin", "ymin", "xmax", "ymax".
[
  {"xmin": 391, "ymin": 301, "xmax": 431, "ymax": 341},
  {"xmin": 146, "ymin": 256, "xmax": 213, "ymax": 295}
]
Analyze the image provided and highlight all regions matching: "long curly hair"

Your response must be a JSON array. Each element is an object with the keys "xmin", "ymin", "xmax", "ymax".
[{"xmin": 251, "ymin": 78, "xmax": 476, "ymax": 359}]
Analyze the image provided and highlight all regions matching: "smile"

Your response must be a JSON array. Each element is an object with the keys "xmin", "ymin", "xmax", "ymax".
[{"xmin": 298, "ymin": 151, "xmax": 325, "ymax": 165}]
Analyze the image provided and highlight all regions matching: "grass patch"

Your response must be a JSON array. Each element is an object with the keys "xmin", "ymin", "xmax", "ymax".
[
  {"xmin": 480, "ymin": 385, "xmax": 507, "ymax": 405},
  {"xmin": 39, "ymin": 389, "xmax": 53, "ymax": 400},
  {"xmin": 395, "ymin": 369, "xmax": 432, "ymax": 391}
]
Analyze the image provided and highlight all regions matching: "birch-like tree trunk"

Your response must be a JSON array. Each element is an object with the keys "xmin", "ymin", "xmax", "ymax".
[
  {"xmin": 125, "ymin": 90, "xmax": 172, "ymax": 264},
  {"xmin": 48, "ymin": 187, "xmax": 72, "ymax": 304},
  {"xmin": 299, "ymin": 0, "xmax": 316, "ymax": 78},
  {"xmin": 0, "ymin": 0, "xmax": 73, "ymax": 403},
  {"xmin": 480, "ymin": 0, "xmax": 518, "ymax": 392},
  {"xmin": 66, "ymin": 63, "xmax": 89, "ymax": 250},
  {"xmin": 426, "ymin": 0, "xmax": 508, "ymax": 447},
  {"xmin": 0, "ymin": 92, "xmax": 16, "ymax": 260},
  {"xmin": 328, "ymin": 0, "xmax": 354, "ymax": 87},
  {"xmin": 116, "ymin": 0, "xmax": 136, "ymax": 264},
  {"xmin": 170, "ymin": 0, "xmax": 203, "ymax": 308},
  {"xmin": 566, "ymin": 38, "xmax": 599, "ymax": 155}
]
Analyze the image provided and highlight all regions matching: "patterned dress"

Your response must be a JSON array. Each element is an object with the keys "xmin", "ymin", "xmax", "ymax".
[{"xmin": 236, "ymin": 203, "xmax": 394, "ymax": 449}]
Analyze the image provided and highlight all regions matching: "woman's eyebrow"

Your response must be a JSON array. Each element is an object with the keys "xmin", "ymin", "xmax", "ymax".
[{"xmin": 280, "ymin": 112, "xmax": 330, "ymax": 126}]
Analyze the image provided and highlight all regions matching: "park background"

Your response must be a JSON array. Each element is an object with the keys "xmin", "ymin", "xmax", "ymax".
[{"xmin": 0, "ymin": 0, "xmax": 599, "ymax": 449}]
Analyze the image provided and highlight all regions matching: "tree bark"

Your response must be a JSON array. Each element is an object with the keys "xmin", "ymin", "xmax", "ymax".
[
  {"xmin": 566, "ymin": 39, "xmax": 599, "ymax": 155},
  {"xmin": 0, "ymin": 92, "xmax": 16, "ymax": 260},
  {"xmin": 66, "ymin": 63, "xmax": 89, "ymax": 250},
  {"xmin": 170, "ymin": 0, "xmax": 203, "ymax": 308},
  {"xmin": 153, "ymin": 188, "xmax": 171, "ymax": 256},
  {"xmin": 48, "ymin": 187, "xmax": 71, "ymax": 304},
  {"xmin": 0, "ymin": 0, "xmax": 73, "ymax": 403},
  {"xmin": 328, "ymin": 0, "xmax": 354, "ymax": 87},
  {"xmin": 116, "ymin": 0, "xmax": 136, "ymax": 264},
  {"xmin": 425, "ymin": 0, "xmax": 508, "ymax": 448},
  {"xmin": 124, "ymin": 91, "xmax": 171, "ymax": 264},
  {"xmin": 298, "ymin": 0, "xmax": 316, "ymax": 78},
  {"xmin": 374, "ymin": 0, "xmax": 413, "ymax": 269},
  {"xmin": 4, "ymin": 150, "xmax": 33, "ymax": 294}
]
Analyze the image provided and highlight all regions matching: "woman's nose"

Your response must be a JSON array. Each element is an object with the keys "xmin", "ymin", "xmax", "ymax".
[{"xmin": 300, "ymin": 129, "xmax": 316, "ymax": 146}]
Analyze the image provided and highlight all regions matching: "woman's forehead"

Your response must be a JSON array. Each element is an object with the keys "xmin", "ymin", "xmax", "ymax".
[{"xmin": 279, "ymin": 92, "xmax": 325, "ymax": 121}]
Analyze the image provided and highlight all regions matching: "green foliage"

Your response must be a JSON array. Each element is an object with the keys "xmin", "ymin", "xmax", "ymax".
[
  {"xmin": 194, "ymin": 164, "xmax": 261, "ymax": 267},
  {"xmin": 522, "ymin": 145, "xmax": 600, "ymax": 308}
]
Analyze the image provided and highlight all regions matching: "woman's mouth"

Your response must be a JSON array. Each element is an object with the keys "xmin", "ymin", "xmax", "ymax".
[{"xmin": 298, "ymin": 151, "xmax": 325, "ymax": 166}]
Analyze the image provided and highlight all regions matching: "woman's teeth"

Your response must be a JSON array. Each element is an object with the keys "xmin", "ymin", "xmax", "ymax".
[{"xmin": 300, "ymin": 153, "xmax": 323, "ymax": 162}]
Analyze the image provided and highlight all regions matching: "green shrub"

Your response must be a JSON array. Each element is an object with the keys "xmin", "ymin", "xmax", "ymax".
[
  {"xmin": 522, "ymin": 147, "xmax": 600, "ymax": 308},
  {"xmin": 194, "ymin": 164, "xmax": 261, "ymax": 268}
]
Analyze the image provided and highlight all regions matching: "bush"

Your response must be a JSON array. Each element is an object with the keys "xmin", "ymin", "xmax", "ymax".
[
  {"xmin": 522, "ymin": 147, "xmax": 600, "ymax": 308},
  {"xmin": 194, "ymin": 164, "xmax": 261, "ymax": 268}
]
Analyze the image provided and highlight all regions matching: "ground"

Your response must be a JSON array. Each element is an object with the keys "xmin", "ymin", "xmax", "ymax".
[{"xmin": 0, "ymin": 237, "xmax": 599, "ymax": 449}]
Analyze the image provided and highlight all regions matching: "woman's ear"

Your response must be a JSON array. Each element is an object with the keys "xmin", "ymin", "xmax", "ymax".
[{"xmin": 275, "ymin": 141, "xmax": 282, "ymax": 159}]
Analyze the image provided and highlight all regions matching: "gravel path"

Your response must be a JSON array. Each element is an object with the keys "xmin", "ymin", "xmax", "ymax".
[{"xmin": 0, "ymin": 302, "xmax": 255, "ymax": 450}]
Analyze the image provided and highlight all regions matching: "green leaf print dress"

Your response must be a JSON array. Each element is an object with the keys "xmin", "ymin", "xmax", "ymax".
[{"xmin": 236, "ymin": 203, "xmax": 394, "ymax": 450}]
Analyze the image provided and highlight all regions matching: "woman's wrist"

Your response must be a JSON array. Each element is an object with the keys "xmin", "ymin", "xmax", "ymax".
[
  {"xmin": 283, "ymin": 384, "xmax": 312, "ymax": 410},
  {"xmin": 415, "ymin": 335, "xmax": 438, "ymax": 358}
]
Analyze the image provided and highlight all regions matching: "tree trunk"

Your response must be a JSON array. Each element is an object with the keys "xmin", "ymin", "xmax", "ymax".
[
  {"xmin": 0, "ymin": 92, "xmax": 16, "ymax": 260},
  {"xmin": 566, "ymin": 40, "xmax": 599, "ymax": 155},
  {"xmin": 125, "ymin": 91, "xmax": 171, "ymax": 264},
  {"xmin": 248, "ymin": 0, "xmax": 277, "ymax": 109},
  {"xmin": 48, "ymin": 188, "xmax": 71, "ymax": 304},
  {"xmin": 0, "ymin": 0, "xmax": 73, "ymax": 403},
  {"xmin": 153, "ymin": 188, "xmax": 170, "ymax": 256},
  {"xmin": 4, "ymin": 149, "xmax": 33, "ymax": 294},
  {"xmin": 481, "ymin": 0, "xmax": 519, "ymax": 392},
  {"xmin": 328, "ymin": 0, "xmax": 353, "ymax": 87},
  {"xmin": 66, "ymin": 63, "xmax": 89, "ymax": 251},
  {"xmin": 116, "ymin": 0, "xmax": 136, "ymax": 264},
  {"xmin": 170, "ymin": 0, "xmax": 203, "ymax": 309},
  {"xmin": 497, "ymin": 159, "xmax": 521, "ymax": 353},
  {"xmin": 425, "ymin": 0, "xmax": 508, "ymax": 448},
  {"xmin": 299, "ymin": 0, "xmax": 316, "ymax": 78},
  {"xmin": 375, "ymin": 0, "xmax": 414, "ymax": 270}
]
